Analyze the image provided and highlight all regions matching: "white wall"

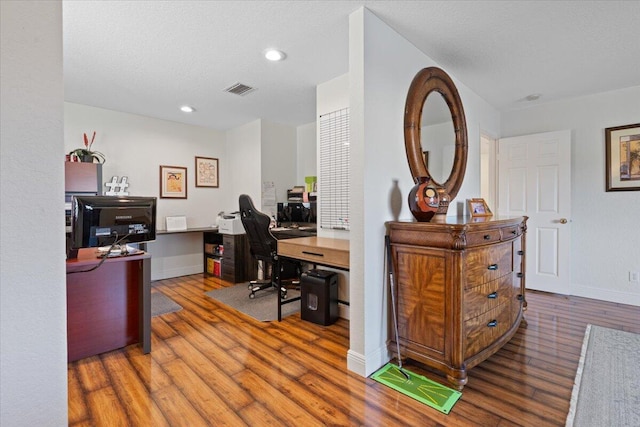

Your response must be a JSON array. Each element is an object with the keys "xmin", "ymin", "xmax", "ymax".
[
  {"xmin": 1, "ymin": 1, "xmax": 68, "ymax": 425},
  {"xmin": 261, "ymin": 120, "xmax": 297, "ymax": 216},
  {"xmin": 296, "ymin": 121, "xmax": 317, "ymax": 185},
  {"xmin": 225, "ymin": 119, "xmax": 262, "ymax": 210},
  {"xmin": 502, "ymin": 87, "xmax": 640, "ymax": 305},
  {"xmin": 347, "ymin": 7, "xmax": 501, "ymax": 376},
  {"xmin": 64, "ymin": 103, "xmax": 227, "ymax": 280}
]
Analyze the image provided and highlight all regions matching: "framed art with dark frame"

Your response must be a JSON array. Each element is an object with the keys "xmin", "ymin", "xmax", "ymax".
[
  {"xmin": 195, "ymin": 156, "xmax": 219, "ymax": 188},
  {"xmin": 468, "ymin": 198, "xmax": 492, "ymax": 217},
  {"xmin": 160, "ymin": 165, "xmax": 187, "ymax": 199},
  {"xmin": 605, "ymin": 123, "xmax": 640, "ymax": 192}
]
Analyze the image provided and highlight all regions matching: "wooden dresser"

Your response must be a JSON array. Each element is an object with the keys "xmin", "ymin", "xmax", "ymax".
[{"xmin": 387, "ymin": 216, "xmax": 527, "ymax": 389}]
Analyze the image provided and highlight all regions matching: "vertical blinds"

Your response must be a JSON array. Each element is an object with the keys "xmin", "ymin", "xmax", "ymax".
[{"xmin": 319, "ymin": 108, "xmax": 350, "ymax": 230}]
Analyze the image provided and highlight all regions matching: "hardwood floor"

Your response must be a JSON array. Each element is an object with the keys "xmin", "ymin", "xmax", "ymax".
[{"xmin": 68, "ymin": 274, "xmax": 640, "ymax": 426}]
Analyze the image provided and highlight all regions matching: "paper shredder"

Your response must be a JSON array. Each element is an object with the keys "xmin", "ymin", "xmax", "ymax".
[{"xmin": 300, "ymin": 269, "xmax": 338, "ymax": 325}]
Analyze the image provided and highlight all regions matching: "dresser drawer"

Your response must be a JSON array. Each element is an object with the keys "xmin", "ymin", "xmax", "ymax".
[
  {"xmin": 464, "ymin": 302, "xmax": 512, "ymax": 359},
  {"xmin": 466, "ymin": 229, "xmax": 501, "ymax": 247},
  {"xmin": 464, "ymin": 275, "xmax": 513, "ymax": 321},
  {"xmin": 465, "ymin": 241, "xmax": 513, "ymax": 288},
  {"xmin": 500, "ymin": 225, "xmax": 521, "ymax": 241}
]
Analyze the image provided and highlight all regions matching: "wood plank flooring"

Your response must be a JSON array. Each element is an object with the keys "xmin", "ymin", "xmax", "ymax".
[{"xmin": 68, "ymin": 274, "xmax": 640, "ymax": 426}]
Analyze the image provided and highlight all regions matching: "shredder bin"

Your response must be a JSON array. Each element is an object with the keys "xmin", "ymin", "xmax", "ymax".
[{"xmin": 300, "ymin": 269, "xmax": 338, "ymax": 325}]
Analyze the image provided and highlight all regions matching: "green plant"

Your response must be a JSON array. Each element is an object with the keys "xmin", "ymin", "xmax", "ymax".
[{"xmin": 69, "ymin": 131, "xmax": 105, "ymax": 163}]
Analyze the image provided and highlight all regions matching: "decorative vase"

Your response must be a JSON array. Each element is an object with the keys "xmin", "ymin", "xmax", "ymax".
[{"xmin": 408, "ymin": 177, "xmax": 440, "ymax": 222}]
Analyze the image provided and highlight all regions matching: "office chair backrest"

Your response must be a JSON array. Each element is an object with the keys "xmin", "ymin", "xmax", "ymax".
[{"xmin": 239, "ymin": 194, "xmax": 277, "ymax": 263}]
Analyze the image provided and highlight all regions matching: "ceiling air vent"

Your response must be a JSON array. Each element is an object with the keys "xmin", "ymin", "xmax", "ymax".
[{"xmin": 224, "ymin": 82, "xmax": 256, "ymax": 96}]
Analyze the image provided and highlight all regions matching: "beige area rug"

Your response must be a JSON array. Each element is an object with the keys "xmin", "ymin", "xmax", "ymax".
[
  {"xmin": 205, "ymin": 282, "xmax": 300, "ymax": 322},
  {"xmin": 566, "ymin": 324, "xmax": 640, "ymax": 426},
  {"xmin": 151, "ymin": 292, "xmax": 183, "ymax": 317}
]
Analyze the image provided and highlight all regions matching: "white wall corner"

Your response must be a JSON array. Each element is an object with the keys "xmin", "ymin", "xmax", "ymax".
[{"xmin": 347, "ymin": 344, "xmax": 390, "ymax": 377}]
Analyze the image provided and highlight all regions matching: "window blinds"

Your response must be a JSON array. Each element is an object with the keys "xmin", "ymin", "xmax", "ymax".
[{"xmin": 319, "ymin": 108, "xmax": 350, "ymax": 230}]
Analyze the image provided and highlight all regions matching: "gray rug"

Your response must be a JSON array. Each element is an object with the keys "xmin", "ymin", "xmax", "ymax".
[
  {"xmin": 566, "ymin": 325, "xmax": 640, "ymax": 426},
  {"xmin": 151, "ymin": 292, "xmax": 182, "ymax": 317},
  {"xmin": 205, "ymin": 282, "xmax": 300, "ymax": 322}
]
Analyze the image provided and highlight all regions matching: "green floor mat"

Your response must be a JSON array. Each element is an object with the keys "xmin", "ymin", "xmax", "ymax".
[{"xmin": 370, "ymin": 363, "xmax": 462, "ymax": 414}]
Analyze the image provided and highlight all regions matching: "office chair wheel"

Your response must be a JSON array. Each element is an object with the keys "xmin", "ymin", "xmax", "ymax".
[{"xmin": 249, "ymin": 292, "xmax": 256, "ymax": 299}]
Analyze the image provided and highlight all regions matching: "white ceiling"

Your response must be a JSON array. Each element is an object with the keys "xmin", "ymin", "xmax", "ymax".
[{"xmin": 63, "ymin": 1, "xmax": 640, "ymax": 131}]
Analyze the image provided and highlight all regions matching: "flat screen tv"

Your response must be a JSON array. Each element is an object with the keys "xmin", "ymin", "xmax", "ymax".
[{"xmin": 71, "ymin": 195, "xmax": 157, "ymax": 250}]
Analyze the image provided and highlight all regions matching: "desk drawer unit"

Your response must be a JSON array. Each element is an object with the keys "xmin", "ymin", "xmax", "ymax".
[{"xmin": 278, "ymin": 237, "xmax": 349, "ymax": 270}]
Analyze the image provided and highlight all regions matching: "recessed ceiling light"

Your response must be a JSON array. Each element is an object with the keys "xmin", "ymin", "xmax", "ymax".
[
  {"xmin": 525, "ymin": 93, "xmax": 542, "ymax": 101},
  {"xmin": 180, "ymin": 105, "xmax": 195, "ymax": 113},
  {"xmin": 264, "ymin": 49, "xmax": 286, "ymax": 61}
]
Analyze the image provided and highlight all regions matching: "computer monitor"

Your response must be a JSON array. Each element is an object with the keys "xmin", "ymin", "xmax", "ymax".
[
  {"xmin": 277, "ymin": 202, "xmax": 316, "ymax": 225},
  {"xmin": 71, "ymin": 195, "xmax": 157, "ymax": 250}
]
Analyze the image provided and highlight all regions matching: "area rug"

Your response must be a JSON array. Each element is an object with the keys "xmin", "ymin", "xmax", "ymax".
[
  {"xmin": 151, "ymin": 292, "xmax": 183, "ymax": 317},
  {"xmin": 205, "ymin": 282, "xmax": 300, "ymax": 322},
  {"xmin": 566, "ymin": 324, "xmax": 640, "ymax": 426},
  {"xmin": 371, "ymin": 363, "xmax": 462, "ymax": 414}
]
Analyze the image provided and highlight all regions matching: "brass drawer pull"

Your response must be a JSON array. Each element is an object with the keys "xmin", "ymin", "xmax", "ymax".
[
  {"xmin": 487, "ymin": 320, "xmax": 498, "ymax": 327},
  {"xmin": 302, "ymin": 251, "xmax": 324, "ymax": 257},
  {"xmin": 487, "ymin": 292, "xmax": 498, "ymax": 299},
  {"xmin": 484, "ymin": 234, "xmax": 491, "ymax": 240},
  {"xmin": 487, "ymin": 264, "xmax": 498, "ymax": 270}
]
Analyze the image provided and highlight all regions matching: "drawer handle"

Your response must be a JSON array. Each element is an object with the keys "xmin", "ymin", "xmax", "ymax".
[
  {"xmin": 511, "ymin": 230, "xmax": 517, "ymax": 235},
  {"xmin": 487, "ymin": 292, "xmax": 498, "ymax": 299},
  {"xmin": 517, "ymin": 250, "xmax": 524, "ymax": 256},
  {"xmin": 487, "ymin": 264, "xmax": 498, "ymax": 271},
  {"xmin": 487, "ymin": 320, "xmax": 498, "ymax": 327},
  {"xmin": 302, "ymin": 251, "xmax": 324, "ymax": 257},
  {"xmin": 484, "ymin": 234, "xmax": 491, "ymax": 240},
  {"xmin": 517, "ymin": 272, "xmax": 524, "ymax": 278},
  {"xmin": 517, "ymin": 294, "xmax": 524, "ymax": 301}
]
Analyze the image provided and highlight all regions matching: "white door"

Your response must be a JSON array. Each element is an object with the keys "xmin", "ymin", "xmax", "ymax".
[{"xmin": 498, "ymin": 130, "xmax": 571, "ymax": 294}]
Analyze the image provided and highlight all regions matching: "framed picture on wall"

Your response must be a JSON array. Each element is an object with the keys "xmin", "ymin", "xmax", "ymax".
[
  {"xmin": 605, "ymin": 123, "xmax": 640, "ymax": 192},
  {"xmin": 195, "ymin": 156, "xmax": 219, "ymax": 188},
  {"xmin": 159, "ymin": 165, "xmax": 187, "ymax": 199},
  {"xmin": 468, "ymin": 198, "xmax": 492, "ymax": 217}
]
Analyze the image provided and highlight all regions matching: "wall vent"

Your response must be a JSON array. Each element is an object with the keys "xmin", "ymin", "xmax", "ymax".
[{"xmin": 224, "ymin": 82, "xmax": 256, "ymax": 96}]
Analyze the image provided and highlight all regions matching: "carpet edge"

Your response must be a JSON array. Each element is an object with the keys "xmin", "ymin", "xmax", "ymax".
[{"xmin": 565, "ymin": 324, "xmax": 592, "ymax": 427}]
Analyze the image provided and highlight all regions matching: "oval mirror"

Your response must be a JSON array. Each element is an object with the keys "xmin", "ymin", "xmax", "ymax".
[
  {"xmin": 404, "ymin": 67, "xmax": 468, "ymax": 220},
  {"xmin": 420, "ymin": 92, "xmax": 456, "ymax": 185}
]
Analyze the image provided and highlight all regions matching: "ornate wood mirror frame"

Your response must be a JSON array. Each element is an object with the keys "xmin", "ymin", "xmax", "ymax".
[{"xmin": 404, "ymin": 67, "xmax": 468, "ymax": 221}]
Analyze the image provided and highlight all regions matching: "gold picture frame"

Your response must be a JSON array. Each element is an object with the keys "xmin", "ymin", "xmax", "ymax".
[
  {"xmin": 605, "ymin": 123, "xmax": 640, "ymax": 192},
  {"xmin": 468, "ymin": 198, "xmax": 492, "ymax": 217},
  {"xmin": 160, "ymin": 165, "xmax": 187, "ymax": 199},
  {"xmin": 195, "ymin": 156, "xmax": 219, "ymax": 188}
]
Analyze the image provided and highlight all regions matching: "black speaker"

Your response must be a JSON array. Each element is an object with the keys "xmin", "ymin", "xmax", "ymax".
[{"xmin": 300, "ymin": 269, "xmax": 338, "ymax": 326}]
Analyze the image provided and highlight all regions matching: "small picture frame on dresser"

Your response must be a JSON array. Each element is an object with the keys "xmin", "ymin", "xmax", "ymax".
[{"xmin": 468, "ymin": 198, "xmax": 492, "ymax": 217}]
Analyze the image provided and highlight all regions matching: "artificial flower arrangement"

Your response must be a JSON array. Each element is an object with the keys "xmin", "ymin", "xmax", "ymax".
[{"xmin": 68, "ymin": 131, "xmax": 105, "ymax": 163}]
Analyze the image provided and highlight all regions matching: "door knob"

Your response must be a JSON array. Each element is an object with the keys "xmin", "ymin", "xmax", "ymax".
[{"xmin": 559, "ymin": 218, "xmax": 568, "ymax": 224}]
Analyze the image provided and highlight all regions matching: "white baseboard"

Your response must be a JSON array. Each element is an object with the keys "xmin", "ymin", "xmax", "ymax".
[
  {"xmin": 570, "ymin": 284, "xmax": 640, "ymax": 306},
  {"xmin": 151, "ymin": 264, "xmax": 202, "ymax": 281},
  {"xmin": 346, "ymin": 344, "xmax": 390, "ymax": 378}
]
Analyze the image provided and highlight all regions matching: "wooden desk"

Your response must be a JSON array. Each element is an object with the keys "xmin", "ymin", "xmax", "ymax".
[
  {"xmin": 66, "ymin": 249, "xmax": 151, "ymax": 362},
  {"xmin": 276, "ymin": 236, "xmax": 349, "ymax": 320}
]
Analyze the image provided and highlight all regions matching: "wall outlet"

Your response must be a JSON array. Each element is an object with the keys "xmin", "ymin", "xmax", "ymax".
[{"xmin": 630, "ymin": 271, "xmax": 640, "ymax": 283}]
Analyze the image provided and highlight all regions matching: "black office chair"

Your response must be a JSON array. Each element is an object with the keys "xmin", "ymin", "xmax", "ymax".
[{"xmin": 239, "ymin": 194, "xmax": 300, "ymax": 299}]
